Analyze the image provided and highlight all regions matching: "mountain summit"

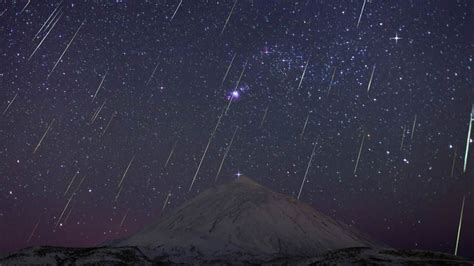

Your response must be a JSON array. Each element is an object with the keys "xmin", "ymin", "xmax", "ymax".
[
  {"xmin": 115, "ymin": 176, "xmax": 377, "ymax": 259},
  {"xmin": 2, "ymin": 177, "xmax": 472, "ymax": 264}
]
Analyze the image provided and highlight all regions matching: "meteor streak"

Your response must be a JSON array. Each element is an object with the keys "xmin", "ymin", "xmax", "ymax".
[
  {"xmin": 259, "ymin": 104, "xmax": 269, "ymax": 128},
  {"xmin": 92, "ymin": 70, "xmax": 108, "ymax": 103},
  {"xmin": 74, "ymin": 176, "xmax": 87, "ymax": 193},
  {"xmin": 411, "ymin": 115, "xmax": 417, "ymax": 140},
  {"xmin": 463, "ymin": 105, "xmax": 474, "ymax": 173},
  {"xmin": 454, "ymin": 195, "xmax": 465, "ymax": 256},
  {"xmin": 44, "ymin": 6, "xmax": 62, "ymax": 34},
  {"xmin": 115, "ymin": 185, "xmax": 124, "ymax": 202},
  {"xmin": 20, "ymin": 0, "xmax": 30, "ymax": 14},
  {"xmin": 220, "ymin": 0, "xmax": 238, "ymax": 35},
  {"xmin": 233, "ymin": 59, "xmax": 248, "ymax": 90},
  {"xmin": 91, "ymin": 100, "xmax": 106, "ymax": 124},
  {"xmin": 224, "ymin": 59, "xmax": 248, "ymax": 115},
  {"xmin": 213, "ymin": 106, "xmax": 227, "ymax": 136},
  {"xmin": 297, "ymin": 137, "xmax": 318, "ymax": 200},
  {"xmin": 63, "ymin": 208, "xmax": 73, "ymax": 224},
  {"xmin": 300, "ymin": 113, "xmax": 310, "ymax": 139},
  {"xmin": 170, "ymin": 0, "xmax": 183, "ymax": 21},
  {"xmin": 162, "ymin": 192, "xmax": 171, "ymax": 211},
  {"xmin": 101, "ymin": 111, "xmax": 116, "ymax": 137},
  {"xmin": 90, "ymin": 107, "xmax": 100, "ymax": 123},
  {"xmin": 48, "ymin": 19, "xmax": 86, "ymax": 78},
  {"xmin": 189, "ymin": 132, "xmax": 213, "ymax": 192},
  {"xmin": 118, "ymin": 155, "xmax": 135, "ymax": 188},
  {"xmin": 119, "ymin": 209, "xmax": 130, "ymax": 227},
  {"xmin": 296, "ymin": 55, "xmax": 310, "ymax": 91},
  {"xmin": 188, "ymin": 107, "xmax": 226, "ymax": 192},
  {"xmin": 164, "ymin": 140, "xmax": 178, "ymax": 168},
  {"xmin": 400, "ymin": 125, "xmax": 406, "ymax": 151},
  {"xmin": 356, "ymin": 0, "xmax": 367, "ymax": 28},
  {"xmin": 29, "ymin": 10, "xmax": 63, "ymax": 61},
  {"xmin": 27, "ymin": 217, "xmax": 40, "ymax": 243},
  {"xmin": 367, "ymin": 64, "xmax": 375, "ymax": 93},
  {"xmin": 33, "ymin": 119, "xmax": 55, "ymax": 154},
  {"xmin": 146, "ymin": 61, "xmax": 159, "ymax": 86},
  {"xmin": 55, "ymin": 194, "xmax": 73, "ymax": 227},
  {"xmin": 220, "ymin": 53, "xmax": 236, "ymax": 87},
  {"xmin": 327, "ymin": 67, "xmax": 337, "ymax": 95},
  {"xmin": 215, "ymin": 126, "xmax": 238, "ymax": 181},
  {"xmin": 353, "ymin": 134, "xmax": 365, "ymax": 175},
  {"xmin": 32, "ymin": 1, "xmax": 63, "ymax": 41},
  {"xmin": 224, "ymin": 95, "xmax": 234, "ymax": 116},
  {"xmin": 64, "ymin": 172, "xmax": 79, "ymax": 197},
  {"xmin": 451, "ymin": 147, "xmax": 457, "ymax": 178},
  {"xmin": 3, "ymin": 92, "xmax": 18, "ymax": 115}
]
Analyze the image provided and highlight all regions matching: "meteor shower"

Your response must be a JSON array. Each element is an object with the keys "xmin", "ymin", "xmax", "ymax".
[{"xmin": 0, "ymin": 0, "xmax": 473, "ymax": 264}]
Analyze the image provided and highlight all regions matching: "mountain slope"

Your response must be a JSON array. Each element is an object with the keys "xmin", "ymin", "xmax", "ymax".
[{"xmin": 115, "ymin": 176, "xmax": 377, "ymax": 258}]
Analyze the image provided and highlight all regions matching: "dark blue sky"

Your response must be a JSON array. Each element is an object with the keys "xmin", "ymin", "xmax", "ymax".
[{"xmin": 0, "ymin": 0, "xmax": 473, "ymax": 258}]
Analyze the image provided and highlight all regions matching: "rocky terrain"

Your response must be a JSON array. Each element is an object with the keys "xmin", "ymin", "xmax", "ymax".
[{"xmin": 2, "ymin": 245, "xmax": 473, "ymax": 265}]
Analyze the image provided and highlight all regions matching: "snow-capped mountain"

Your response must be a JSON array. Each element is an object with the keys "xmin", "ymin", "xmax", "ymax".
[
  {"xmin": 2, "ymin": 176, "xmax": 471, "ymax": 265},
  {"xmin": 114, "ymin": 176, "xmax": 377, "ymax": 261}
]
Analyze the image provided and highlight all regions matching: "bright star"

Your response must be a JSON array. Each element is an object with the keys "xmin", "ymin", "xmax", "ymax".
[
  {"xmin": 390, "ymin": 33, "xmax": 403, "ymax": 44},
  {"xmin": 227, "ymin": 90, "xmax": 241, "ymax": 101}
]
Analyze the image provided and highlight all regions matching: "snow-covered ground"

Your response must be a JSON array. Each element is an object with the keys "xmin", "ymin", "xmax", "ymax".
[
  {"xmin": 115, "ymin": 176, "xmax": 377, "ymax": 259},
  {"xmin": 2, "ymin": 177, "xmax": 471, "ymax": 265}
]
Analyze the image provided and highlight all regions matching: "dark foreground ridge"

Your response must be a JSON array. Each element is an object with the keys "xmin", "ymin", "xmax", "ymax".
[
  {"xmin": 2, "ymin": 246, "xmax": 472, "ymax": 265},
  {"xmin": 1, "ymin": 177, "xmax": 472, "ymax": 265}
]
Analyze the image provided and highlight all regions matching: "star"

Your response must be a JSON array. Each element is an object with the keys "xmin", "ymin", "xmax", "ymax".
[{"xmin": 389, "ymin": 33, "xmax": 403, "ymax": 44}]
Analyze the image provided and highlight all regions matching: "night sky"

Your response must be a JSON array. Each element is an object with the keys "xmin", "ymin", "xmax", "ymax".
[{"xmin": 1, "ymin": 0, "xmax": 473, "ymax": 259}]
